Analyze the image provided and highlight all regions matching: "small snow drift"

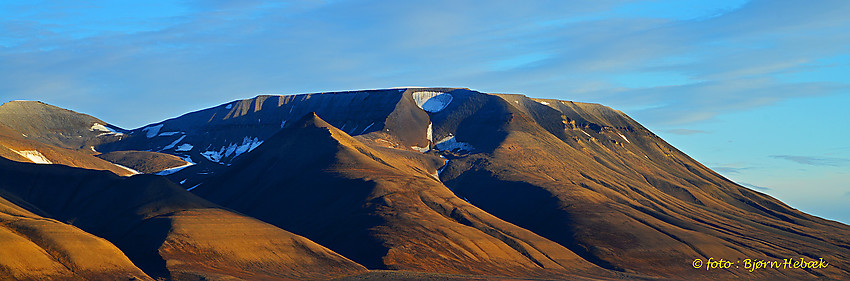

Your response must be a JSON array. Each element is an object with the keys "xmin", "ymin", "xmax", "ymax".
[
  {"xmin": 155, "ymin": 161, "xmax": 194, "ymax": 176},
  {"xmin": 200, "ymin": 136, "xmax": 263, "ymax": 164},
  {"xmin": 433, "ymin": 135, "xmax": 474, "ymax": 153},
  {"xmin": 175, "ymin": 143, "xmax": 193, "ymax": 151},
  {"xmin": 12, "ymin": 149, "xmax": 52, "ymax": 164},
  {"xmin": 413, "ymin": 91, "xmax": 453, "ymax": 113},
  {"xmin": 142, "ymin": 124, "xmax": 164, "ymax": 138},
  {"xmin": 161, "ymin": 135, "xmax": 186, "ymax": 151},
  {"xmin": 90, "ymin": 123, "xmax": 124, "ymax": 136},
  {"xmin": 112, "ymin": 163, "xmax": 140, "ymax": 176}
]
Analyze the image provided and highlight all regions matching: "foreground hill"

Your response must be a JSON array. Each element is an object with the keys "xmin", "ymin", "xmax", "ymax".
[
  {"xmin": 0, "ymin": 191, "xmax": 152, "ymax": 280},
  {"xmin": 0, "ymin": 158, "xmax": 367, "ymax": 280}
]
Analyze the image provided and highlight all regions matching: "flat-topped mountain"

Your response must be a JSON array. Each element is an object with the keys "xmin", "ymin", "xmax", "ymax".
[{"xmin": 1, "ymin": 88, "xmax": 848, "ymax": 280}]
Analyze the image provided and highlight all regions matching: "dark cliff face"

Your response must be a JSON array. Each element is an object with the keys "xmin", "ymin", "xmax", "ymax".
[{"xmin": 2, "ymin": 88, "xmax": 849, "ymax": 281}]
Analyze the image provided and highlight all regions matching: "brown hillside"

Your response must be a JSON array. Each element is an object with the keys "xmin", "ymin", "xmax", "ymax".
[
  {"xmin": 0, "ymin": 158, "xmax": 367, "ymax": 280},
  {"xmin": 96, "ymin": 150, "xmax": 189, "ymax": 174},
  {"xmin": 0, "ymin": 123, "xmax": 138, "ymax": 176},
  {"xmin": 0, "ymin": 101, "xmax": 126, "ymax": 152},
  {"xmin": 0, "ymin": 193, "xmax": 153, "ymax": 280}
]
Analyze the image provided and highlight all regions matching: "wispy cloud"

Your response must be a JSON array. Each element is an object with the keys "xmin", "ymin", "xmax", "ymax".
[
  {"xmin": 0, "ymin": 0, "xmax": 848, "ymax": 129},
  {"xmin": 712, "ymin": 166, "xmax": 749, "ymax": 174},
  {"xmin": 770, "ymin": 155, "xmax": 850, "ymax": 167}
]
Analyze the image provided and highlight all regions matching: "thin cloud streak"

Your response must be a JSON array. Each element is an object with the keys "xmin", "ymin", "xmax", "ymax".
[
  {"xmin": 771, "ymin": 155, "xmax": 850, "ymax": 167},
  {"xmin": 739, "ymin": 182, "xmax": 770, "ymax": 191}
]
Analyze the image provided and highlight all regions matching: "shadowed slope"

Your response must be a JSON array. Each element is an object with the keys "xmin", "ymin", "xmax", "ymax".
[
  {"xmin": 0, "ymin": 193, "xmax": 153, "ymax": 281},
  {"xmin": 192, "ymin": 112, "xmax": 611, "ymax": 279},
  {"xmin": 0, "ymin": 158, "xmax": 366, "ymax": 280}
]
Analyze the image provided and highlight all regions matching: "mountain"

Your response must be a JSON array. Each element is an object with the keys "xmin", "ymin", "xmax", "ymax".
[
  {"xmin": 2, "ymin": 87, "xmax": 849, "ymax": 281},
  {"xmin": 0, "ymin": 158, "xmax": 366, "ymax": 280},
  {"xmin": 94, "ymin": 89, "xmax": 427, "ymax": 184},
  {"xmin": 191, "ymin": 112, "xmax": 610, "ymax": 279},
  {"xmin": 0, "ymin": 101, "xmax": 126, "ymax": 152},
  {"xmin": 435, "ymin": 93, "xmax": 850, "ymax": 279}
]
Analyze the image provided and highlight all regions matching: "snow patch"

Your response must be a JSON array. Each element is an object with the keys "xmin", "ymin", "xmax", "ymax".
[
  {"xmin": 580, "ymin": 130, "xmax": 591, "ymax": 137},
  {"xmin": 200, "ymin": 136, "xmax": 263, "ymax": 164},
  {"xmin": 538, "ymin": 101, "xmax": 550, "ymax": 105},
  {"xmin": 182, "ymin": 156, "xmax": 195, "ymax": 165},
  {"xmin": 411, "ymin": 146, "xmax": 430, "ymax": 153},
  {"xmin": 412, "ymin": 91, "xmax": 453, "ymax": 113},
  {"xmin": 437, "ymin": 159, "xmax": 449, "ymax": 178},
  {"xmin": 618, "ymin": 133, "xmax": 630, "ymax": 143},
  {"xmin": 155, "ymin": 161, "xmax": 194, "ymax": 176},
  {"xmin": 162, "ymin": 135, "xmax": 186, "ymax": 150},
  {"xmin": 12, "ymin": 150, "xmax": 51, "ymax": 164},
  {"xmin": 113, "ymin": 163, "xmax": 140, "ymax": 176},
  {"xmin": 225, "ymin": 104, "xmax": 233, "ymax": 109},
  {"xmin": 175, "ymin": 143, "xmax": 193, "ymax": 152},
  {"xmin": 90, "ymin": 123, "xmax": 124, "ymax": 136},
  {"xmin": 280, "ymin": 120, "xmax": 287, "ymax": 128},
  {"xmin": 361, "ymin": 122, "xmax": 375, "ymax": 134},
  {"xmin": 158, "ymin": 131, "xmax": 182, "ymax": 136},
  {"xmin": 200, "ymin": 150, "xmax": 223, "ymax": 163},
  {"xmin": 179, "ymin": 179, "xmax": 187, "ymax": 184},
  {"xmin": 142, "ymin": 124, "xmax": 164, "ymax": 138},
  {"xmin": 434, "ymin": 135, "xmax": 474, "ymax": 152},
  {"xmin": 187, "ymin": 183, "xmax": 201, "ymax": 191},
  {"xmin": 426, "ymin": 122, "xmax": 433, "ymax": 143}
]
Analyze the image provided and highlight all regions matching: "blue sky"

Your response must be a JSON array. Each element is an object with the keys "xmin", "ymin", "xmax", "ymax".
[{"xmin": 1, "ymin": 0, "xmax": 848, "ymax": 223}]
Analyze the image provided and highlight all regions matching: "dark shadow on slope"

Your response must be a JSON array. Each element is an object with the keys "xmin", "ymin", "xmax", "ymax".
[{"xmin": 445, "ymin": 169, "xmax": 624, "ymax": 272}]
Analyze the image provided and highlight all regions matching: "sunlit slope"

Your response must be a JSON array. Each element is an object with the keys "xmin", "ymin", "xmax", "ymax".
[
  {"xmin": 0, "ymin": 101, "xmax": 126, "ymax": 152},
  {"xmin": 0, "ymin": 123, "xmax": 138, "ymax": 176}
]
